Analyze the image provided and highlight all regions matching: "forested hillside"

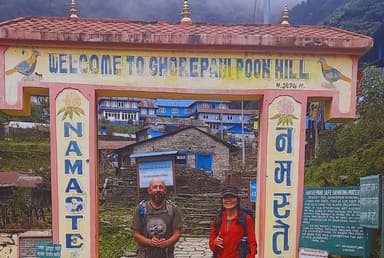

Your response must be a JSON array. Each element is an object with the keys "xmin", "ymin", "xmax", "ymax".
[
  {"xmin": 289, "ymin": 0, "xmax": 348, "ymax": 26},
  {"xmin": 290, "ymin": 0, "xmax": 384, "ymax": 37},
  {"xmin": 324, "ymin": 0, "xmax": 384, "ymax": 36}
]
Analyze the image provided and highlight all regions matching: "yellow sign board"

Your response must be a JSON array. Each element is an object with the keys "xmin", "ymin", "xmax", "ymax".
[{"xmin": 4, "ymin": 47, "xmax": 353, "ymax": 104}]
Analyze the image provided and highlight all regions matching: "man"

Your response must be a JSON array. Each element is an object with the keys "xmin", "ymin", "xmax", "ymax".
[{"xmin": 132, "ymin": 178, "xmax": 182, "ymax": 258}]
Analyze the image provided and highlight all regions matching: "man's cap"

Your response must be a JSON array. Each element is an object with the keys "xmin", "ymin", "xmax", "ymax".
[{"xmin": 222, "ymin": 185, "xmax": 239, "ymax": 197}]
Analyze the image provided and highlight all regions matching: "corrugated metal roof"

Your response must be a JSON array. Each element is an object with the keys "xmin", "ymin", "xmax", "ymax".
[
  {"xmin": 197, "ymin": 108, "xmax": 258, "ymax": 115},
  {"xmin": 99, "ymin": 96, "xmax": 141, "ymax": 101},
  {"xmin": 8, "ymin": 121, "xmax": 49, "ymax": 129},
  {"xmin": 0, "ymin": 17, "xmax": 373, "ymax": 53},
  {"xmin": 130, "ymin": 150, "xmax": 178, "ymax": 158},
  {"xmin": 0, "ymin": 172, "xmax": 43, "ymax": 188},
  {"xmin": 155, "ymin": 99, "xmax": 196, "ymax": 107}
]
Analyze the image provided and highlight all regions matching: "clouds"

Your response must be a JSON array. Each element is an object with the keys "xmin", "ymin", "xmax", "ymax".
[
  {"xmin": 0, "ymin": 0, "xmax": 303, "ymax": 24},
  {"xmin": 79, "ymin": 0, "xmax": 302, "ymax": 24}
]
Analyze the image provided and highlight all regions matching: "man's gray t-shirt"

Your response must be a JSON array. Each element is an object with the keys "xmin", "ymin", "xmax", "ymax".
[{"xmin": 132, "ymin": 200, "xmax": 182, "ymax": 258}]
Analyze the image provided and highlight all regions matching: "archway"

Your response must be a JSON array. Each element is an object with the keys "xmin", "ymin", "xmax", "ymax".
[{"xmin": 0, "ymin": 16, "xmax": 372, "ymax": 257}]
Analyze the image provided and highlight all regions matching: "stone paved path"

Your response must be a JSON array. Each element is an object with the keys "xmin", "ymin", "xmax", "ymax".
[
  {"xmin": 121, "ymin": 237, "xmax": 212, "ymax": 258},
  {"xmin": 174, "ymin": 236, "xmax": 212, "ymax": 258}
]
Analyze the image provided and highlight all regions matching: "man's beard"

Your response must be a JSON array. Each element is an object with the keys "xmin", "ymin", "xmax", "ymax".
[{"xmin": 151, "ymin": 192, "xmax": 165, "ymax": 204}]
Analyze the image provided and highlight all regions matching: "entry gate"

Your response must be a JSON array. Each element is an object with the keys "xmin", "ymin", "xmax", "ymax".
[{"xmin": 0, "ymin": 16, "xmax": 372, "ymax": 257}]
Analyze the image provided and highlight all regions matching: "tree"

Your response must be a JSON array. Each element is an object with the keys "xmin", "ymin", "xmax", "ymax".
[{"xmin": 305, "ymin": 67, "xmax": 384, "ymax": 186}]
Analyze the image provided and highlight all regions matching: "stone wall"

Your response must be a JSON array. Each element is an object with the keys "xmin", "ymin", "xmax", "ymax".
[
  {"xmin": 228, "ymin": 141, "xmax": 258, "ymax": 184},
  {"xmin": 131, "ymin": 127, "xmax": 231, "ymax": 182},
  {"xmin": 175, "ymin": 166, "xmax": 221, "ymax": 194},
  {"xmin": 0, "ymin": 233, "xmax": 17, "ymax": 258}
]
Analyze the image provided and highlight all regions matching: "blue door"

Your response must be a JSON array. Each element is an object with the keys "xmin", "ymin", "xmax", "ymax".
[{"xmin": 195, "ymin": 153, "xmax": 212, "ymax": 172}]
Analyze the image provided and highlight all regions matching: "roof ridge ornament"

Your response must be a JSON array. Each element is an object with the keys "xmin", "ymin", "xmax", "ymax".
[
  {"xmin": 281, "ymin": 4, "xmax": 289, "ymax": 25},
  {"xmin": 70, "ymin": 0, "xmax": 78, "ymax": 19},
  {"xmin": 181, "ymin": 0, "xmax": 192, "ymax": 24}
]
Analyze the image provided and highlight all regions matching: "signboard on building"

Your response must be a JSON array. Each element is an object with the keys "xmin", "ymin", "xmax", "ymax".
[
  {"xmin": 250, "ymin": 180, "xmax": 257, "ymax": 202},
  {"xmin": 300, "ymin": 187, "xmax": 366, "ymax": 256},
  {"xmin": 360, "ymin": 175, "xmax": 381, "ymax": 228},
  {"xmin": 138, "ymin": 160, "xmax": 174, "ymax": 188},
  {"xmin": 3, "ymin": 47, "xmax": 354, "ymax": 106}
]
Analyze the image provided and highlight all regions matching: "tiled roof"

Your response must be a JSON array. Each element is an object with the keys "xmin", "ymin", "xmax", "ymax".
[
  {"xmin": 0, "ymin": 16, "xmax": 373, "ymax": 52},
  {"xmin": 0, "ymin": 172, "xmax": 43, "ymax": 188},
  {"xmin": 98, "ymin": 140, "xmax": 135, "ymax": 150}
]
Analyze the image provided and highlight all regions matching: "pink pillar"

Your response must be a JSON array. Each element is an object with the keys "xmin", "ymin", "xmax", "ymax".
[
  {"xmin": 50, "ymin": 86, "xmax": 98, "ymax": 258},
  {"xmin": 256, "ymin": 93, "xmax": 307, "ymax": 257}
]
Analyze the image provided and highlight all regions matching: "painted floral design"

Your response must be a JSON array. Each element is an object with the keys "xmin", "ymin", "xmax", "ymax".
[
  {"xmin": 57, "ymin": 92, "xmax": 85, "ymax": 120},
  {"xmin": 270, "ymin": 99, "xmax": 298, "ymax": 126}
]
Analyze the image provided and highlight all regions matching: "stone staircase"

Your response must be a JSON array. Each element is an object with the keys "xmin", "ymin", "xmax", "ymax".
[
  {"xmin": 175, "ymin": 192, "xmax": 222, "ymax": 236},
  {"xmin": 99, "ymin": 165, "xmax": 138, "ymax": 207}
]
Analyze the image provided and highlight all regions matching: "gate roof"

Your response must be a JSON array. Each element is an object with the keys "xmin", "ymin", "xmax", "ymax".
[{"xmin": 0, "ymin": 16, "xmax": 373, "ymax": 54}]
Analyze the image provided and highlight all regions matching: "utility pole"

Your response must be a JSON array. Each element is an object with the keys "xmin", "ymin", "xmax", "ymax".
[
  {"xmin": 252, "ymin": 0, "xmax": 258, "ymax": 23},
  {"xmin": 221, "ymin": 110, "xmax": 224, "ymax": 140},
  {"xmin": 241, "ymin": 101, "xmax": 245, "ymax": 166},
  {"xmin": 263, "ymin": 0, "xmax": 270, "ymax": 24}
]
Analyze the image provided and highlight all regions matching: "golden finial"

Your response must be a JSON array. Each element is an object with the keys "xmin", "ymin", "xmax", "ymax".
[
  {"xmin": 70, "ymin": 0, "xmax": 78, "ymax": 19},
  {"xmin": 181, "ymin": 0, "xmax": 192, "ymax": 24},
  {"xmin": 281, "ymin": 4, "xmax": 289, "ymax": 25}
]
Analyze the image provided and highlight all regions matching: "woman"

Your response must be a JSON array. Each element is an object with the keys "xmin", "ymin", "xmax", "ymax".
[{"xmin": 209, "ymin": 185, "xmax": 257, "ymax": 258}]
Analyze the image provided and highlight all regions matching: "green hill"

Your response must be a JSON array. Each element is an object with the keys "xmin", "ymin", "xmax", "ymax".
[
  {"xmin": 0, "ymin": 140, "xmax": 50, "ymax": 171},
  {"xmin": 290, "ymin": 0, "xmax": 384, "ymax": 37},
  {"xmin": 322, "ymin": 0, "xmax": 384, "ymax": 37},
  {"xmin": 290, "ymin": 0, "xmax": 348, "ymax": 26}
]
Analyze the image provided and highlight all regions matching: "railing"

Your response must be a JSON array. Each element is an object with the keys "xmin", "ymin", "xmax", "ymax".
[{"xmin": 0, "ymin": 204, "xmax": 49, "ymax": 230}]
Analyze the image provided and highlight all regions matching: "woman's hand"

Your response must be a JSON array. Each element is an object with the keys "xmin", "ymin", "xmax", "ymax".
[{"xmin": 214, "ymin": 232, "xmax": 224, "ymax": 248}]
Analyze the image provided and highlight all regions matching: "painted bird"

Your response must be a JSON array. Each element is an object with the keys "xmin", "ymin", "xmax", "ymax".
[
  {"xmin": 318, "ymin": 57, "xmax": 351, "ymax": 84},
  {"xmin": 5, "ymin": 49, "xmax": 40, "ymax": 76}
]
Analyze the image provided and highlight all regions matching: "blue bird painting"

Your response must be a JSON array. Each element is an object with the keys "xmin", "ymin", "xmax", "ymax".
[
  {"xmin": 318, "ymin": 57, "xmax": 351, "ymax": 85},
  {"xmin": 6, "ymin": 49, "xmax": 40, "ymax": 77}
]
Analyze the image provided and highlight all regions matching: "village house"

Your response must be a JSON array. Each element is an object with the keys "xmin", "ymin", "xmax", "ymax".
[
  {"xmin": 98, "ymin": 97, "xmax": 141, "ymax": 126},
  {"xmin": 114, "ymin": 126, "xmax": 238, "ymax": 182}
]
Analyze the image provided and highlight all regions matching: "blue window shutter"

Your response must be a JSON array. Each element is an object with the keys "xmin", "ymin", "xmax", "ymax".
[{"xmin": 195, "ymin": 153, "xmax": 212, "ymax": 171}]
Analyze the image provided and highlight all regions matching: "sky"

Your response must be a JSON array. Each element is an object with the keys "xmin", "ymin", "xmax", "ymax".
[
  {"xmin": 0, "ymin": 0, "xmax": 303, "ymax": 24},
  {"xmin": 81, "ymin": 0, "xmax": 303, "ymax": 24}
]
